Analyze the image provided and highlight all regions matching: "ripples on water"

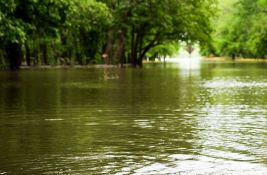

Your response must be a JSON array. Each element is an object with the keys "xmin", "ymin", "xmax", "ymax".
[{"xmin": 0, "ymin": 63, "xmax": 267, "ymax": 174}]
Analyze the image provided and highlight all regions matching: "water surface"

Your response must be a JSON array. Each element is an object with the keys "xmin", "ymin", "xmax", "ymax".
[{"xmin": 0, "ymin": 62, "xmax": 267, "ymax": 174}]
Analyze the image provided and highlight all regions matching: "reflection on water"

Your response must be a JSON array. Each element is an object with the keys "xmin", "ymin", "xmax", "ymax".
[
  {"xmin": 0, "ymin": 62, "xmax": 267, "ymax": 174},
  {"xmin": 133, "ymin": 155, "xmax": 265, "ymax": 175},
  {"xmin": 177, "ymin": 57, "xmax": 201, "ymax": 70},
  {"xmin": 204, "ymin": 79, "xmax": 267, "ymax": 88}
]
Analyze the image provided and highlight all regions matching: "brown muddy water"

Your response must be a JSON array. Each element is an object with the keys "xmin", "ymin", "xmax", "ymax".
[{"xmin": 0, "ymin": 61, "xmax": 266, "ymax": 174}]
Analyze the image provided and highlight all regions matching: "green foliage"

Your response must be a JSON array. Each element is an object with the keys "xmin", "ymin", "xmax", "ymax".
[
  {"xmin": 98, "ymin": 0, "xmax": 215, "ymax": 66},
  {"xmin": 68, "ymin": 0, "xmax": 111, "ymax": 64},
  {"xmin": 147, "ymin": 41, "xmax": 180, "ymax": 59},
  {"xmin": 0, "ymin": 0, "xmax": 26, "ymax": 43},
  {"xmin": 205, "ymin": 0, "xmax": 267, "ymax": 58},
  {"xmin": 0, "ymin": 0, "xmax": 216, "ymax": 69}
]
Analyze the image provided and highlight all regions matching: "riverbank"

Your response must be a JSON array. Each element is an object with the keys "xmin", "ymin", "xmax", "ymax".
[
  {"xmin": 202, "ymin": 57, "xmax": 267, "ymax": 62},
  {"xmin": 19, "ymin": 64, "xmax": 119, "ymax": 70},
  {"xmin": 1, "ymin": 57, "xmax": 267, "ymax": 70}
]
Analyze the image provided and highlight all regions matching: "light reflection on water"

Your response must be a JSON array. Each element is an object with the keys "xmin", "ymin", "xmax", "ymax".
[
  {"xmin": 204, "ymin": 79, "xmax": 267, "ymax": 89},
  {"xmin": 0, "ymin": 62, "xmax": 267, "ymax": 174}
]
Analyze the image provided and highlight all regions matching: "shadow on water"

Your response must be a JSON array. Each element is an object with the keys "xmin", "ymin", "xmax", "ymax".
[{"xmin": 0, "ymin": 61, "xmax": 267, "ymax": 174}]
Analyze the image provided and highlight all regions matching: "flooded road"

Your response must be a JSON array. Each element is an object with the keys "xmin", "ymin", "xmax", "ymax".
[{"xmin": 0, "ymin": 61, "xmax": 266, "ymax": 174}]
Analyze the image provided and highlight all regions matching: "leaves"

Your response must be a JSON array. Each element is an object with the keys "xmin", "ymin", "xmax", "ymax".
[
  {"xmin": 206, "ymin": 0, "xmax": 267, "ymax": 58},
  {"xmin": 0, "ymin": 0, "xmax": 216, "ymax": 68}
]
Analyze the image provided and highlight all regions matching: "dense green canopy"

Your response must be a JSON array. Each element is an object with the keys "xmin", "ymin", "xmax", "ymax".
[
  {"xmin": 203, "ymin": 0, "xmax": 267, "ymax": 59},
  {"xmin": 0, "ymin": 0, "xmax": 215, "ymax": 69}
]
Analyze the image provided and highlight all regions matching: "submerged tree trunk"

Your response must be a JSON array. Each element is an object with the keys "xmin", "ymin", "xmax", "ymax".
[
  {"xmin": 131, "ymin": 26, "xmax": 137, "ymax": 67},
  {"xmin": 33, "ymin": 47, "xmax": 39, "ymax": 65},
  {"xmin": 25, "ymin": 43, "xmax": 31, "ymax": 66},
  {"xmin": 60, "ymin": 30, "xmax": 68, "ymax": 59},
  {"xmin": 232, "ymin": 53, "xmax": 236, "ymax": 60},
  {"xmin": 136, "ymin": 27, "xmax": 145, "ymax": 67},
  {"xmin": 130, "ymin": 25, "xmax": 153, "ymax": 68},
  {"xmin": 114, "ymin": 31, "xmax": 126, "ymax": 67},
  {"xmin": 103, "ymin": 29, "xmax": 114, "ymax": 64},
  {"xmin": 40, "ymin": 43, "xmax": 48, "ymax": 65},
  {"xmin": 6, "ymin": 42, "xmax": 22, "ymax": 70}
]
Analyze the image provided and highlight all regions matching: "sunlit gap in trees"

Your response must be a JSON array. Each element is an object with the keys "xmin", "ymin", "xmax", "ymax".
[{"xmin": 166, "ymin": 42, "xmax": 201, "ymax": 70}]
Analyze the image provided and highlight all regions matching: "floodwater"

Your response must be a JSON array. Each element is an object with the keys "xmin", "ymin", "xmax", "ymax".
[{"xmin": 0, "ymin": 61, "xmax": 267, "ymax": 174}]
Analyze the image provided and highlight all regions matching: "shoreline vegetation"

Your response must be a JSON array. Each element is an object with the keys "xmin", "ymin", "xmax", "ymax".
[
  {"xmin": 202, "ymin": 57, "xmax": 267, "ymax": 62},
  {"xmin": 0, "ymin": 0, "xmax": 214, "ymax": 70},
  {"xmin": 1, "ymin": 57, "xmax": 265, "ymax": 71},
  {"xmin": 0, "ymin": 0, "xmax": 266, "ymax": 70}
]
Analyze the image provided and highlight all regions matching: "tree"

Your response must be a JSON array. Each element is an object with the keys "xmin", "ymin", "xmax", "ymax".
[
  {"xmin": 67, "ymin": 0, "xmax": 112, "ymax": 65},
  {"xmin": 0, "ymin": 0, "xmax": 73, "ymax": 69},
  {"xmin": 0, "ymin": 0, "xmax": 26, "ymax": 69},
  {"xmin": 0, "ymin": 0, "xmax": 216, "ymax": 69},
  {"xmin": 147, "ymin": 41, "xmax": 180, "ymax": 61},
  {"xmin": 205, "ymin": 0, "xmax": 267, "ymax": 59},
  {"xmin": 99, "ymin": 0, "xmax": 215, "ymax": 67}
]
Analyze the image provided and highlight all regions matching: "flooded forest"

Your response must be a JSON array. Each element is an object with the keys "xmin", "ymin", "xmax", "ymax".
[
  {"xmin": 0, "ymin": 0, "xmax": 266, "ymax": 69},
  {"xmin": 0, "ymin": 0, "xmax": 267, "ymax": 174}
]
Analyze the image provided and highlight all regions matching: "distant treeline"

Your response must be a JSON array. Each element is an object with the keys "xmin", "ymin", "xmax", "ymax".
[
  {"xmin": 0, "ymin": 0, "xmax": 215, "ymax": 69},
  {"xmin": 202, "ymin": 0, "xmax": 267, "ymax": 59}
]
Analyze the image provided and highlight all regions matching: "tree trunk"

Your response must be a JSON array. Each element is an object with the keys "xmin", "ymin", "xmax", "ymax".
[
  {"xmin": 138, "ymin": 33, "xmax": 161, "ymax": 67},
  {"xmin": 103, "ymin": 29, "xmax": 114, "ymax": 64},
  {"xmin": 6, "ymin": 42, "xmax": 22, "ymax": 70},
  {"xmin": 25, "ymin": 43, "xmax": 31, "ymax": 66},
  {"xmin": 137, "ymin": 27, "xmax": 144, "ymax": 67},
  {"xmin": 61, "ymin": 30, "xmax": 68, "ymax": 58},
  {"xmin": 137, "ymin": 57, "xmax": 143, "ymax": 67},
  {"xmin": 114, "ymin": 31, "xmax": 126, "ymax": 67},
  {"xmin": 40, "ymin": 43, "xmax": 48, "ymax": 65},
  {"xmin": 131, "ymin": 26, "xmax": 138, "ymax": 67},
  {"xmin": 232, "ymin": 53, "xmax": 236, "ymax": 60},
  {"xmin": 33, "ymin": 47, "xmax": 39, "ymax": 65}
]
